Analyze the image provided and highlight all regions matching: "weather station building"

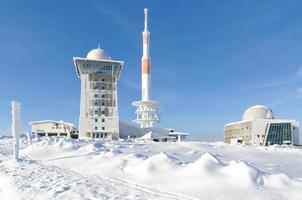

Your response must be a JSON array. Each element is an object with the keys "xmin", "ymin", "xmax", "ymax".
[
  {"xmin": 73, "ymin": 46, "xmax": 123, "ymax": 140},
  {"xmin": 29, "ymin": 120, "xmax": 78, "ymax": 138},
  {"xmin": 224, "ymin": 105, "xmax": 299, "ymax": 146}
]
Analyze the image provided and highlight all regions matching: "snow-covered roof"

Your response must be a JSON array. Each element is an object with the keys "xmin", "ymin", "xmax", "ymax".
[
  {"xmin": 224, "ymin": 118, "xmax": 298, "ymax": 127},
  {"xmin": 119, "ymin": 121, "xmax": 192, "ymax": 138},
  {"xmin": 168, "ymin": 131, "xmax": 190, "ymax": 136},
  {"xmin": 29, "ymin": 120, "xmax": 76, "ymax": 128},
  {"xmin": 140, "ymin": 131, "xmax": 163, "ymax": 140}
]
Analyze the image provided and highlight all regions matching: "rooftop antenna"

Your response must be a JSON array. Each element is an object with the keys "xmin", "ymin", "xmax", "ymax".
[
  {"xmin": 144, "ymin": 8, "xmax": 148, "ymax": 31},
  {"xmin": 98, "ymin": 43, "xmax": 101, "ymax": 49}
]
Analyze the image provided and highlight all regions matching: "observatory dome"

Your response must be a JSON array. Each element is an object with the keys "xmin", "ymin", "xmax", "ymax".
[
  {"xmin": 242, "ymin": 105, "xmax": 274, "ymax": 121},
  {"xmin": 86, "ymin": 47, "xmax": 111, "ymax": 60}
]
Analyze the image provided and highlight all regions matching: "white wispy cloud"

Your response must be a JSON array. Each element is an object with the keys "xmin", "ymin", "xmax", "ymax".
[
  {"xmin": 248, "ymin": 79, "xmax": 295, "ymax": 90},
  {"xmin": 120, "ymin": 78, "xmax": 140, "ymax": 91},
  {"xmin": 270, "ymin": 87, "xmax": 302, "ymax": 108},
  {"xmin": 296, "ymin": 66, "xmax": 302, "ymax": 78},
  {"xmin": 92, "ymin": 3, "xmax": 137, "ymax": 36},
  {"xmin": 248, "ymin": 66, "xmax": 302, "ymax": 90}
]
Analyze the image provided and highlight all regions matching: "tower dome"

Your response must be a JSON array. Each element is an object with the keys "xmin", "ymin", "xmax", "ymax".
[
  {"xmin": 242, "ymin": 105, "xmax": 274, "ymax": 121},
  {"xmin": 86, "ymin": 47, "xmax": 111, "ymax": 60}
]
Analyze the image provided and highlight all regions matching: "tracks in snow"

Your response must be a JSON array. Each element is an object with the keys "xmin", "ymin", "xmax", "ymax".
[
  {"xmin": 22, "ymin": 155, "xmax": 192, "ymax": 199},
  {"xmin": 94, "ymin": 172, "xmax": 198, "ymax": 200},
  {"xmin": 23, "ymin": 152, "xmax": 197, "ymax": 200}
]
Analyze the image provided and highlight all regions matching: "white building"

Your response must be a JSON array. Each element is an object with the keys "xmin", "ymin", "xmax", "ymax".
[
  {"xmin": 73, "ymin": 46, "xmax": 123, "ymax": 140},
  {"xmin": 224, "ymin": 105, "xmax": 299, "ymax": 146},
  {"xmin": 29, "ymin": 120, "xmax": 78, "ymax": 138}
]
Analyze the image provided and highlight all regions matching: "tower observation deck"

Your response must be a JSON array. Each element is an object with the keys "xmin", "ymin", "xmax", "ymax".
[{"xmin": 132, "ymin": 8, "xmax": 160, "ymax": 128}]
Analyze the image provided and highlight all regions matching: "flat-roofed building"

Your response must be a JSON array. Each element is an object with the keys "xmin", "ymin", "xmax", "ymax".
[
  {"xmin": 29, "ymin": 120, "xmax": 78, "ymax": 138},
  {"xmin": 224, "ymin": 105, "xmax": 299, "ymax": 146}
]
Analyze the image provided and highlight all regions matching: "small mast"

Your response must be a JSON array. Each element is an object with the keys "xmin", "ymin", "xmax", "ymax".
[
  {"xmin": 144, "ymin": 8, "xmax": 148, "ymax": 32},
  {"xmin": 142, "ymin": 7, "xmax": 151, "ymax": 100}
]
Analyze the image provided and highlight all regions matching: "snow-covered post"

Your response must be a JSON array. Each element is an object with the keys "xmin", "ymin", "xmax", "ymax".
[
  {"xmin": 11, "ymin": 101, "xmax": 21, "ymax": 160},
  {"xmin": 26, "ymin": 131, "xmax": 31, "ymax": 145}
]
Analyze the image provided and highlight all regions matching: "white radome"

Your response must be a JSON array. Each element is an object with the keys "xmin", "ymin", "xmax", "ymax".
[
  {"xmin": 86, "ymin": 47, "xmax": 111, "ymax": 60},
  {"xmin": 242, "ymin": 105, "xmax": 274, "ymax": 121}
]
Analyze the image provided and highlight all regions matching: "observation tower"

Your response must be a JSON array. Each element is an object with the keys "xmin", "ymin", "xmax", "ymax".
[
  {"xmin": 132, "ymin": 8, "xmax": 160, "ymax": 128},
  {"xmin": 74, "ymin": 46, "xmax": 123, "ymax": 139}
]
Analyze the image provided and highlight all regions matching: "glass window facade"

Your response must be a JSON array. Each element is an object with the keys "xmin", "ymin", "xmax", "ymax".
[{"xmin": 265, "ymin": 123, "xmax": 292, "ymax": 145}]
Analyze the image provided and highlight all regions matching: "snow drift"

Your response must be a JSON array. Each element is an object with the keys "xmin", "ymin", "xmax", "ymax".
[{"xmin": 1, "ymin": 137, "xmax": 302, "ymax": 199}]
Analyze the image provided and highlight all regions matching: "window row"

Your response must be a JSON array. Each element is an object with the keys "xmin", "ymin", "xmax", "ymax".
[{"xmin": 94, "ymin": 118, "xmax": 105, "ymax": 122}]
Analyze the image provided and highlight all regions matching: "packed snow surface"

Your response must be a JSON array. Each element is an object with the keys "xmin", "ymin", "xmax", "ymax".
[{"xmin": 1, "ymin": 137, "xmax": 302, "ymax": 199}]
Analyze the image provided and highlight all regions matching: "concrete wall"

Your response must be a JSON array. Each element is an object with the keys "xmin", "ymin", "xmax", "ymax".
[
  {"xmin": 251, "ymin": 120, "xmax": 268, "ymax": 145},
  {"xmin": 224, "ymin": 121, "xmax": 252, "ymax": 144}
]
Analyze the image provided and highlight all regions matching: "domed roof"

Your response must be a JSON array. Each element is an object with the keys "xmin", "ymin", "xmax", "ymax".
[
  {"xmin": 86, "ymin": 47, "xmax": 111, "ymax": 60},
  {"xmin": 242, "ymin": 105, "xmax": 274, "ymax": 121}
]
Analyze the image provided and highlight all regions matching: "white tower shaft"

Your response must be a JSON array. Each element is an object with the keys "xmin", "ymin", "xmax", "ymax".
[
  {"xmin": 142, "ymin": 8, "xmax": 151, "ymax": 101},
  {"xmin": 132, "ymin": 8, "xmax": 160, "ymax": 129},
  {"xmin": 11, "ymin": 101, "xmax": 21, "ymax": 160}
]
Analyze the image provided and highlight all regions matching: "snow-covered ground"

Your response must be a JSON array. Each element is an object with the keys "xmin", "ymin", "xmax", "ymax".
[{"xmin": 1, "ymin": 137, "xmax": 302, "ymax": 200}]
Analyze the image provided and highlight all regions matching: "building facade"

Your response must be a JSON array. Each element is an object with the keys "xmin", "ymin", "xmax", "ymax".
[
  {"xmin": 73, "ymin": 47, "xmax": 123, "ymax": 140},
  {"xmin": 224, "ymin": 105, "xmax": 299, "ymax": 146},
  {"xmin": 29, "ymin": 120, "xmax": 78, "ymax": 138}
]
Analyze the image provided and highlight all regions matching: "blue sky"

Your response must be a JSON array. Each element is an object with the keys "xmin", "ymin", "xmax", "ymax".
[{"xmin": 1, "ymin": 0, "xmax": 302, "ymax": 141}]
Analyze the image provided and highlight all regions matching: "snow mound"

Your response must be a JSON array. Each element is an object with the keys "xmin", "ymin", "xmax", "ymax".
[
  {"xmin": 125, "ymin": 152, "xmax": 181, "ymax": 177},
  {"xmin": 263, "ymin": 173, "xmax": 293, "ymax": 188},
  {"xmin": 76, "ymin": 141, "xmax": 106, "ymax": 155},
  {"xmin": 195, "ymin": 152, "xmax": 222, "ymax": 165},
  {"xmin": 220, "ymin": 160, "xmax": 264, "ymax": 186},
  {"xmin": 2, "ymin": 137, "xmax": 302, "ymax": 199}
]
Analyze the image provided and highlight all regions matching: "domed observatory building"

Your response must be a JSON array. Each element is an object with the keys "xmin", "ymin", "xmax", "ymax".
[
  {"xmin": 73, "ymin": 47, "xmax": 123, "ymax": 140},
  {"xmin": 224, "ymin": 105, "xmax": 299, "ymax": 146}
]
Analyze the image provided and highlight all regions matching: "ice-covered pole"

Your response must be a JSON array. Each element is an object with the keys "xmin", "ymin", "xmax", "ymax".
[
  {"xmin": 142, "ymin": 8, "xmax": 151, "ymax": 101},
  {"xmin": 178, "ymin": 134, "xmax": 181, "ymax": 143},
  {"xmin": 26, "ymin": 131, "xmax": 31, "ymax": 145},
  {"xmin": 11, "ymin": 101, "xmax": 21, "ymax": 160}
]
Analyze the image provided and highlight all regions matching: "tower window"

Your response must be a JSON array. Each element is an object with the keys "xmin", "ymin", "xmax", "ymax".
[
  {"xmin": 102, "ymin": 78, "xmax": 105, "ymax": 82},
  {"xmin": 94, "ymin": 126, "xmax": 98, "ymax": 130},
  {"xmin": 102, "ymin": 111, "xmax": 105, "ymax": 115},
  {"xmin": 95, "ymin": 119, "xmax": 98, "ymax": 122},
  {"xmin": 102, "ymin": 102, "xmax": 105, "ymax": 106},
  {"xmin": 102, "ymin": 95, "xmax": 105, "ymax": 98},
  {"xmin": 102, "ymin": 119, "xmax": 105, "ymax": 122},
  {"xmin": 102, "ymin": 127, "xmax": 105, "ymax": 130},
  {"xmin": 94, "ymin": 94, "xmax": 98, "ymax": 98}
]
